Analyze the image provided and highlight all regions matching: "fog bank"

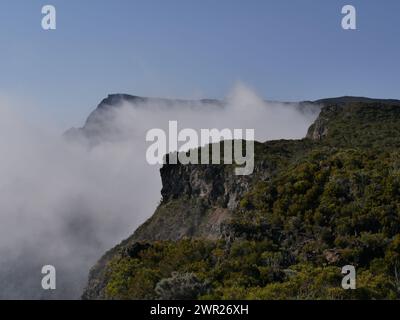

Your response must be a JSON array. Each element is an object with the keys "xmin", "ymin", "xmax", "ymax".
[{"xmin": 0, "ymin": 84, "xmax": 319, "ymax": 299}]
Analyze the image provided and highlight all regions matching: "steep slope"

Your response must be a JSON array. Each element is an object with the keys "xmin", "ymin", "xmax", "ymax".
[{"xmin": 83, "ymin": 97, "xmax": 400, "ymax": 300}]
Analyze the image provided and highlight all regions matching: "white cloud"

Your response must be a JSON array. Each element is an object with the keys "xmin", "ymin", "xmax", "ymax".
[{"xmin": 0, "ymin": 84, "xmax": 319, "ymax": 299}]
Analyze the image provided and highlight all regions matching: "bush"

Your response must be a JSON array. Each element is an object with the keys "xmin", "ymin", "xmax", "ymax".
[{"xmin": 155, "ymin": 272, "xmax": 209, "ymax": 300}]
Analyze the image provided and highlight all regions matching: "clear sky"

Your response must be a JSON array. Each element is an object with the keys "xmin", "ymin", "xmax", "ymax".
[{"xmin": 1, "ymin": 0, "xmax": 399, "ymax": 128}]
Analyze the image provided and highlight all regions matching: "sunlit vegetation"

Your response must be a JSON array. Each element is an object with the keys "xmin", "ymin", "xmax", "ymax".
[{"xmin": 103, "ymin": 102, "xmax": 400, "ymax": 300}]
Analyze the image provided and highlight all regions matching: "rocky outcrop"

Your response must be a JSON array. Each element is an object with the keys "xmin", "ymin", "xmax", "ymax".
[
  {"xmin": 81, "ymin": 141, "xmax": 279, "ymax": 299},
  {"xmin": 306, "ymin": 97, "xmax": 400, "ymax": 141},
  {"xmin": 305, "ymin": 104, "xmax": 341, "ymax": 140}
]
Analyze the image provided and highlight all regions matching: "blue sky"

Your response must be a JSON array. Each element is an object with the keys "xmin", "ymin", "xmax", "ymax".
[{"xmin": 1, "ymin": 0, "xmax": 399, "ymax": 128}]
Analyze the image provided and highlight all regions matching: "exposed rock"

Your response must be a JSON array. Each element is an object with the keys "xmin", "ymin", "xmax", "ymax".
[
  {"xmin": 324, "ymin": 249, "xmax": 340, "ymax": 264},
  {"xmin": 306, "ymin": 104, "xmax": 341, "ymax": 140}
]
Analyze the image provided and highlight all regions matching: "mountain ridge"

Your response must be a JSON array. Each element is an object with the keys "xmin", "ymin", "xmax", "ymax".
[
  {"xmin": 66, "ymin": 95, "xmax": 400, "ymax": 142},
  {"xmin": 82, "ymin": 96, "xmax": 400, "ymax": 300}
]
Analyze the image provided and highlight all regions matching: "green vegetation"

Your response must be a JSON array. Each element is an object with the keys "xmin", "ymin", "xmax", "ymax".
[{"xmin": 97, "ymin": 102, "xmax": 400, "ymax": 300}]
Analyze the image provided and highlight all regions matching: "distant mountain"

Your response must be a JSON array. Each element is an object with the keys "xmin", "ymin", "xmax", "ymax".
[
  {"xmin": 313, "ymin": 96, "xmax": 400, "ymax": 106},
  {"xmin": 82, "ymin": 96, "xmax": 400, "ymax": 300},
  {"xmin": 64, "ymin": 94, "xmax": 224, "ymax": 144},
  {"xmin": 65, "ymin": 94, "xmax": 326, "ymax": 144},
  {"xmin": 66, "ymin": 94, "xmax": 400, "ymax": 144}
]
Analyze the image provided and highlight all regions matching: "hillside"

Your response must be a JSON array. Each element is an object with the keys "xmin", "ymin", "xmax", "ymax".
[{"xmin": 82, "ymin": 97, "xmax": 400, "ymax": 300}]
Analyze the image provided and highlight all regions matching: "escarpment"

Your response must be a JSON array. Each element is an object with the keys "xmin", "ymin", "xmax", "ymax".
[
  {"xmin": 81, "ymin": 139, "xmax": 314, "ymax": 299},
  {"xmin": 83, "ymin": 96, "xmax": 400, "ymax": 300}
]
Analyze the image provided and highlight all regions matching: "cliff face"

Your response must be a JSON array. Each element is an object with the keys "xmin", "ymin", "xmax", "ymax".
[
  {"xmin": 81, "ymin": 137, "xmax": 317, "ymax": 299},
  {"xmin": 306, "ymin": 104, "xmax": 341, "ymax": 140},
  {"xmin": 82, "ymin": 96, "xmax": 400, "ymax": 300},
  {"xmin": 306, "ymin": 97, "xmax": 400, "ymax": 142}
]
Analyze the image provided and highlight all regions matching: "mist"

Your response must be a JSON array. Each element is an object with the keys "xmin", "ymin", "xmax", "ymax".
[{"xmin": 0, "ymin": 84, "xmax": 319, "ymax": 299}]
